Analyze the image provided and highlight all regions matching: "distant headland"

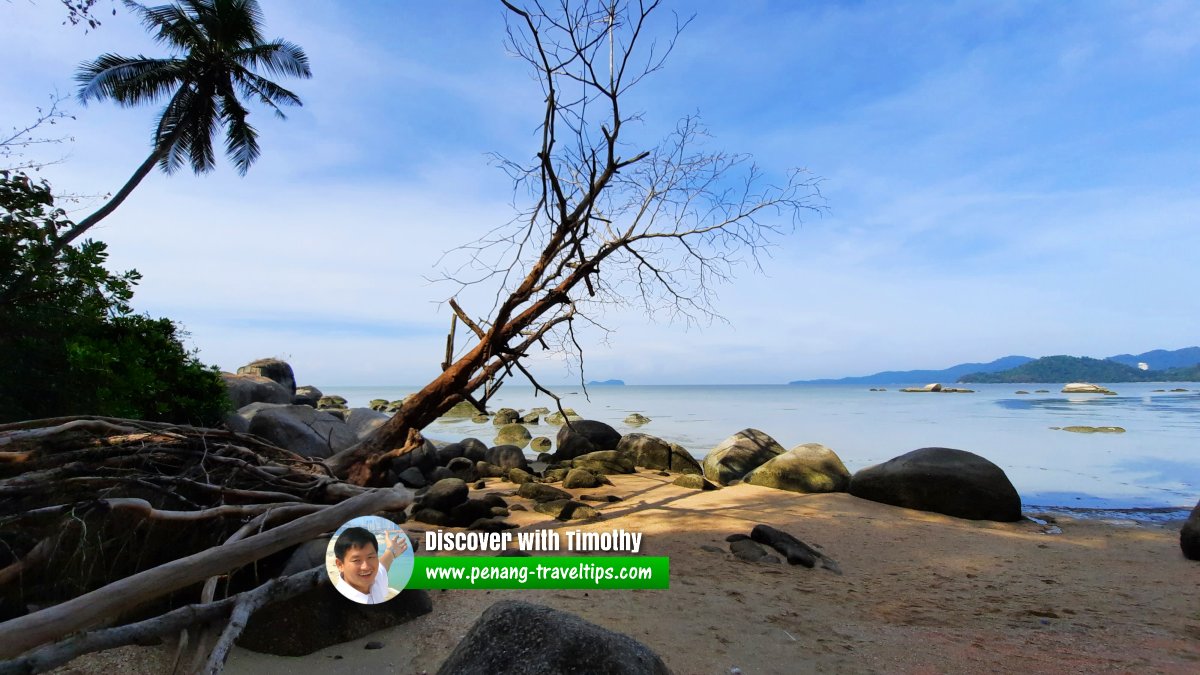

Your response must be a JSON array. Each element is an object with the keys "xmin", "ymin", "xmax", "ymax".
[
  {"xmin": 790, "ymin": 346, "xmax": 1200, "ymax": 385},
  {"xmin": 588, "ymin": 379, "xmax": 625, "ymax": 386}
]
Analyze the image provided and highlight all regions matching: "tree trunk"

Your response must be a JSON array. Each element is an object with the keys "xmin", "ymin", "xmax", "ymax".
[{"xmin": 0, "ymin": 142, "xmax": 170, "ymax": 307}]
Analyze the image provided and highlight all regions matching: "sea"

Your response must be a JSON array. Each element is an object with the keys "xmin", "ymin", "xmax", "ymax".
[{"xmin": 323, "ymin": 382, "xmax": 1200, "ymax": 519}]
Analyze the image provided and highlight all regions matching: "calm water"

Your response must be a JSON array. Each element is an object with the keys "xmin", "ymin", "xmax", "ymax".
[{"xmin": 325, "ymin": 383, "xmax": 1200, "ymax": 513}]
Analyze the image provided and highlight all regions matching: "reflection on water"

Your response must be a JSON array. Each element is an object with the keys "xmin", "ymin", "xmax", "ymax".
[{"xmin": 330, "ymin": 382, "xmax": 1200, "ymax": 511}]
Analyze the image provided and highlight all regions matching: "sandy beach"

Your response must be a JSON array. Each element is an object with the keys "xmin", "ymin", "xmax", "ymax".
[
  {"xmin": 202, "ymin": 473, "xmax": 1200, "ymax": 674},
  {"xmin": 43, "ymin": 471, "xmax": 1199, "ymax": 674}
]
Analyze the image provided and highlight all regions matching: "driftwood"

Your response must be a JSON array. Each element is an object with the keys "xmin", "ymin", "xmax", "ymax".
[
  {"xmin": 0, "ymin": 416, "xmax": 413, "ymax": 671},
  {"xmin": 0, "ymin": 567, "xmax": 325, "ymax": 675}
]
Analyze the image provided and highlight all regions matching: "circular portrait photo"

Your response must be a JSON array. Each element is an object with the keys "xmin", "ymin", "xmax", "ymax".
[{"xmin": 326, "ymin": 516, "xmax": 414, "ymax": 604}]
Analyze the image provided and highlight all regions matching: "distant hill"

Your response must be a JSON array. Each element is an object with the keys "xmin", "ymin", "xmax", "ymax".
[
  {"xmin": 959, "ymin": 355, "xmax": 1200, "ymax": 383},
  {"xmin": 588, "ymin": 379, "xmax": 625, "ymax": 386},
  {"xmin": 1106, "ymin": 346, "xmax": 1200, "ymax": 370},
  {"xmin": 789, "ymin": 356, "xmax": 1033, "ymax": 385}
]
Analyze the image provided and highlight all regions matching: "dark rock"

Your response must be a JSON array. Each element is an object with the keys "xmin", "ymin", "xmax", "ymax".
[
  {"xmin": 421, "ymin": 478, "xmax": 470, "ymax": 512},
  {"xmin": 534, "ymin": 449, "xmax": 554, "ymax": 461},
  {"xmin": 412, "ymin": 508, "xmax": 453, "ymax": 526},
  {"xmin": 848, "ymin": 447, "xmax": 1022, "ymax": 522},
  {"xmin": 447, "ymin": 457, "xmax": 476, "ymax": 481},
  {"xmin": 541, "ymin": 468, "xmax": 570, "ymax": 483},
  {"xmin": 571, "ymin": 450, "xmax": 635, "ymax": 475},
  {"xmin": 533, "ymin": 499, "xmax": 601, "ymax": 521},
  {"xmin": 247, "ymin": 404, "xmax": 357, "ymax": 459},
  {"xmin": 497, "ymin": 549, "xmax": 531, "ymax": 557},
  {"xmin": 1181, "ymin": 500, "xmax": 1200, "ymax": 561},
  {"xmin": 478, "ymin": 493, "xmax": 508, "ymax": 510},
  {"xmin": 579, "ymin": 494, "xmax": 623, "ymax": 503},
  {"xmin": 700, "ymin": 545, "xmax": 724, "ymax": 554},
  {"xmin": 236, "ymin": 358, "xmax": 296, "ymax": 396},
  {"xmin": 437, "ymin": 442, "xmax": 466, "ymax": 465},
  {"xmin": 225, "ymin": 401, "xmax": 287, "ymax": 433},
  {"xmin": 450, "ymin": 499, "xmax": 497, "ymax": 526},
  {"xmin": 426, "ymin": 466, "xmax": 455, "ymax": 484},
  {"xmin": 493, "ymin": 408, "xmax": 520, "ymax": 425},
  {"xmin": 343, "ymin": 408, "xmax": 390, "ymax": 441},
  {"xmin": 294, "ymin": 385, "xmax": 323, "ymax": 407},
  {"xmin": 724, "ymin": 533, "xmax": 751, "ymax": 543},
  {"xmin": 473, "ymin": 480, "xmax": 486, "ymax": 490},
  {"xmin": 556, "ymin": 420, "xmax": 621, "ymax": 460},
  {"xmin": 279, "ymin": 538, "xmax": 330, "ymax": 576},
  {"xmin": 619, "ymin": 433, "xmax": 702, "ymax": 474},
  {"xmin": 729, "ymin": 539, "xmax": 771, "ymax": 562},
  {"xmin": 365, "ymin": 641, "xmax": 384, "ymax": 650},
  {"xmin": 743, "ymin": 443, "xmax": 851, "ymax": 494},
  {"xmin": 672, "ymin": 474, "xmax": 718, "ymax": 491},
  {"xmin": 517, "ymin": 482, "xmax": 571, "ymax": 503},
  {"xmin": 509, "ymin": 504, "xmax": 528, "ymax": 512},
  {"xmin": 239, "ymin": 584, "xmax": 432, "ymax": 657},
  {"xmin": 221, "ymin": 373, "xmax": 291, "ymax": 409},
  {"xmin": 563, "ymin": 468, "xmax": 602, "ymax": 489},
  {"xmin": 468, "ymin": 518, "xmax": 518, "ymax": 532},
  {"xmin": 750, "ymin": 524, "xmax": 842, "ymax": 574},
  {"xmin": 435, "ymin": 600, "xmax": 671, "ymax": 675},
  {"xmin": 461, "ymin": 438, "xmax": 488, "ymax": 462},
  {"xmin": 507, "ymin": 468, "xmax": 536, "ymax": 485},
  {"xmin": 485, "ymin": 445, "xmax": 530, "ymax": 471},
  {"xmin": 474, "ymin": 461, "xmax": 508, "ymax": 479},
  {"xmin": 490, "ymin": 507, "xmax": 510, "ymax": 517},
  {"xmin": 520, "ymin": 412, "xmax": 540, "ymax": 425},
  {"xmin": 396, "ymin": 467, "xmax": 427, "ymax": 489},
  {"xmin": 702, "ymin": 428, "xmax": 786, "ymax": 486},
  {"xmin": 317, "ymin": 395, "xmax": 348, "ymax": 410}
]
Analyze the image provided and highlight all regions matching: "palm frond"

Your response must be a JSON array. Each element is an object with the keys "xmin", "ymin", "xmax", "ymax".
[
  {"xmin": 217, "ymin": 78, "xmax": 260, "ymax": 174},
  {"xmin": 123, "ymin": 0, "xmax": 205, "ymax": 52},
  {"xmin": 234, "ymin": 40, "xmax": 311, "ymax": 80},
  {"xmin": 76, "ymin": 55, "xmax": 187, "ymax": 106},
  {"xmin": 231, "ymin": 68, "xmax": 301, "ymax": 116}
]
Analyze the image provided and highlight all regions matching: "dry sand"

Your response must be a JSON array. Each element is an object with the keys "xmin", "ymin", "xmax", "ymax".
[{"xmin": 57, "ymin": 473, "xmax": 1200, "ymax": 674}]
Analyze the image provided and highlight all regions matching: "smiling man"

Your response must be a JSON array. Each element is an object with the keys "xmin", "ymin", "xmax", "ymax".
[{"xmin": 332, "ymin": 527, "xmax": 407, "ymax": 604}]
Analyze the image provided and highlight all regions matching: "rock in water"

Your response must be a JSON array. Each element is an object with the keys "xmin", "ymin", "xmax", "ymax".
[
  {"xmin": 1062, "ymin": 382, "xmax": 1117, "ymax": 395},
  {"xmin": 743, "ymin": 443, "xmax": 851, "ymax": 493},
  {"xmin": 436, "ymin": 600, "xmax": 672, "ymax": 675},
  {"xmin": 1181, "ymin": 500, "xmax": 1200, "ymax": 560},
  {"xmin": 702, "ymin": 429, "xmax": 786, "ymax": 486},
  {"xmin": 848, "ymin": 447, "xmax": 1022, "ymax": 522}
]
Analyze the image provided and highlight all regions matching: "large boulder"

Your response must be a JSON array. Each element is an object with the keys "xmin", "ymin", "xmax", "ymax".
[
  {"xmin": 344, "ymin": 407, "xmax": 390, "ymax": 440},
  {"xmin": 571, "ymin": 450, "xmax": 635, "ymax": 475},
  {"xmin": 246, "ymin": 405, "xmax": 358, "ymax": 458},
  {"xmin": 235, "ymin": 358, "xmax": 296, "ymax": 396},
  {"xmin": 293, "ymin": 385, "xmax": 323, "ymax": 407},
  {"xmin": 436, "ymin": 601, "xmax": 671, "ymax": 675},
  {"xmin": 493, "ymin": 408, "xmax": 520, "ymax": 425},
  {"xmin": 743, "ymin": 443, "xmax": 850, "ymax": 494},
  {"xmin": 701, "ymin": 428, "xmax": 786, "ymax": 486},
  {"xmin": 848, "ymin": 447, "xmax": 1022, "ymax": 522},
  {"xmin": 485, "ymin": 445, "xmax": 530, "ymax": 471},
  {"xmin": 494, "ymin": 423, "xmax": 532, "ymax": 447},
  {"xmin": 619, "ymin": 433, "xmax": 701, "ymax": 474},
  {"xmin": 544, "ymin": 408, "xmax": 581, "ymax": 426},
  {"xmin": 420, "ymin": 478, "xmax": 470, "ymax": 512},
  {"xmin": 440, "ymin": 400, "xmax": 481, "ymax": 418},
  {"xmin": 221, "ymin": 372, "xmax": 291, "ymax": 409},
  {"xmin": 225, "ymin": 401, "xmax": 287, "ymax": 434},
  {"xmin": 1181, "ymin": 500, "xmax": 1200, "ymax": 561},
  {"xmin": 558, "ymin": 420, "xmax": 621, "ymax": 450}
]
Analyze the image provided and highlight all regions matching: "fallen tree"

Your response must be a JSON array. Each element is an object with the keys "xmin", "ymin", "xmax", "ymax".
[
  {"xmin": 0, "ymin": 416, "xmax": 411, "ymax": 671},
  {"xmin": 328, "ymin": 0, "xmax": 821, "ymax": 486}
]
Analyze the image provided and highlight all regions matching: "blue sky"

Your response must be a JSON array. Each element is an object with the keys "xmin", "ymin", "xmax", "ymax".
[{"xmin": 3, "ymin": 0, "xmax": 1198, "ymax": 386}]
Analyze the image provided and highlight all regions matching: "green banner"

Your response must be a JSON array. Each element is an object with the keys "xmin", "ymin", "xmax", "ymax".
[{"xmin": 408, "ymin": 556, "xmax": 669, "ymax": 590}]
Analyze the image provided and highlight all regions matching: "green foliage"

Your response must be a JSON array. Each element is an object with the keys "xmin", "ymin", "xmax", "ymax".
[
  {"xmin": 0, "ymin": 170, "xmax": 229, "ymax": 424},
  {"xmin": 958, "ymin": 355, "xmax": 1200, "ymax": 383}
]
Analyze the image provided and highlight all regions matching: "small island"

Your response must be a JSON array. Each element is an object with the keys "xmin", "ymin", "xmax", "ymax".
[{"xmin": 587, "ymin": 379, "xmax": 626, "ymax": 386}]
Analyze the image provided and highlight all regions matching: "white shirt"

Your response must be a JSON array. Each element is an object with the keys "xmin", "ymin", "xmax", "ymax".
[{"xmin": 334, "ymin": 563, "xmax": 391, "ymax": 604}]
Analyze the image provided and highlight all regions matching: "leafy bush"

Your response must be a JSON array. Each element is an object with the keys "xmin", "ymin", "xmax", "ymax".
[{"xmin": 0, "ymin": 170, "xmax": 229, "ymax": 425}]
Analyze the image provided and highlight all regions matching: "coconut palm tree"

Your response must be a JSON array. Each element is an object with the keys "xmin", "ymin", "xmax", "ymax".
[{"xmin": 69, "ymin": 0, "xmax": 311, "ymax": 246}]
